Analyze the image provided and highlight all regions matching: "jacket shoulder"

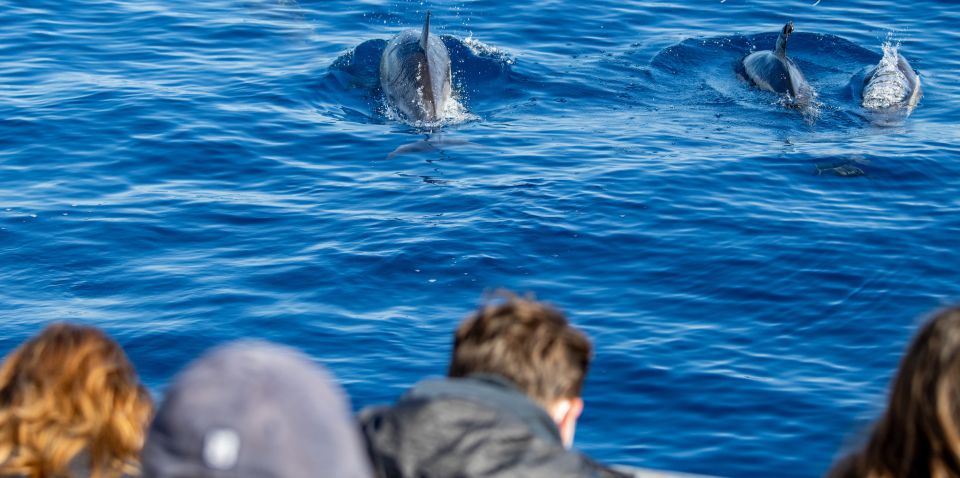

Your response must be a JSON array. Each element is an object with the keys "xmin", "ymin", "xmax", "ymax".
[{"xmin": 359, "ymin": 397, "xmax": 627, "ymax": 478}]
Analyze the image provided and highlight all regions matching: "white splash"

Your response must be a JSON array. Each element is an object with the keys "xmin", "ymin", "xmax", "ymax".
[
  {"xmin": 776, "ymin": 91, "xmax": 822, "ymax": 124},
  {"xmin": 464, "ymin": 36, "xmax": 515, "ymax": 65},
  {"xmin": 862, "ymin": 42, "xmax": 911, "ymax": 110},
  {"xmin": 380, "ymin": 94, "xmax": 478, "ymax": 129}
]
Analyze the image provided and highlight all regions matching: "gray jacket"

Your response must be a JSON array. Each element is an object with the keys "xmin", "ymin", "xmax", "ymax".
[{"xmin": 360, "ymin": 374, "xmax": 629, "ymax": 478}]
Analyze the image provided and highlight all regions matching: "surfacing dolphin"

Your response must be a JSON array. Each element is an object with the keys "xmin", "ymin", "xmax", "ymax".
[
  {"xmin": 862, "ymin": 43, "xmax": 921, "ymax": 113},
  {"xmin": 380, "ymin": 12, "xmax": 453, "ymax": 123},
  {"xmin": 741, "ymin": 22, "xmax": 814, "ymax": 106}
]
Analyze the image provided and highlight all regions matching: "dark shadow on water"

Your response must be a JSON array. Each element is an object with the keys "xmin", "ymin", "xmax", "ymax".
[{"xmin": 386, "ymin": 135, "xmax": 479, "ymax": 160}]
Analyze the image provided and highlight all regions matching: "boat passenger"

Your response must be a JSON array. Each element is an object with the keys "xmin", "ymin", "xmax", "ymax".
[
  {"xmin": 360, "ymin": 292, "xmax": 628, "ymax": 478},
  {"xmin": 141, "ymin": 341, "xmax": 371, "ymax": 478},
  {"xmin": 829, "ymin": 307, "xmax": 960, "ymax": 478},
  {"xmin": 0, "ymin": 323, "xmax": 153, "ymax": 478}
]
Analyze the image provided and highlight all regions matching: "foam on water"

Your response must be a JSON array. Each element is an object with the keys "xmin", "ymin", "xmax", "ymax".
[{"xmin": 379, "ymin": 92, "xmax": 478, "ymax": 129}]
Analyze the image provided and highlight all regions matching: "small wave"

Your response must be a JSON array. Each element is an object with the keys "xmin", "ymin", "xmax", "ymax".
[{"xmin": 462, "ymin": 36, "xmax": 515, "ymax": 65}]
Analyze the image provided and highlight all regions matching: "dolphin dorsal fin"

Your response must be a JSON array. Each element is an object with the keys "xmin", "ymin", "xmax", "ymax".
[
  {"xmin": 775, "ymin": 21, "xmax": 794, "ymax": 57},
  {"xmin": 419, "ymin": 11, "xmax": 431, "ymax": 51}
]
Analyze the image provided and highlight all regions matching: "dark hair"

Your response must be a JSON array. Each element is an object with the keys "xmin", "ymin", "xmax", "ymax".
[
  {"xmin": 448, "ymin": 292, "xmax": 592, "ymax": 407},
  {"xmin": 829, "ymin": 307, "xmax": 960, "ymax": 478}
]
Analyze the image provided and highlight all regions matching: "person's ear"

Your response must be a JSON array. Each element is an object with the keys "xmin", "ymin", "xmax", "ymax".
[{"xmin": 551, "ymin": 397, "xmax": 584, "ymax": 449}]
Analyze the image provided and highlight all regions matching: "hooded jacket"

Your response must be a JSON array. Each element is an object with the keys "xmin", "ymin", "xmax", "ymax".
[{"xmin": 360, "ymin": 374, "xmax": 628, "ymax": 478}]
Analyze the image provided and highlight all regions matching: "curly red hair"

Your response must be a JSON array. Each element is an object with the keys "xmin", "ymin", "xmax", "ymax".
[{"xmin": 0, "ymin": 323, "xmax": 153, "ymax": 478}]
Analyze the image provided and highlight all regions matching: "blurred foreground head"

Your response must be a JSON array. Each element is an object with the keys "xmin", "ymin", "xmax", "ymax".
[
  {"xmin": 830, "ymin": 306, "xmax": 960, "ymax": 478},
  {"xmin": 142, "ymin": 341, "xmax": 371, "ymax": 478},
  {"xmin": 0, "ymin": 323, "xmax": 153, "ymax": 478},
  {"xmin": 449, "ymin": 292, "xmax": 592, "ymax": 447}
]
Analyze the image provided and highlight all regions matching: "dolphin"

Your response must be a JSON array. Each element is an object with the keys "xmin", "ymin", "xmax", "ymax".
[
  {"xmin": 380, "ymin": 12, "xmax": 453, "ymax": 123},
  {"xmin": 741, "ymin": 22, "xmax": 814, "ymax": 106},
  {"xmin": 862, "ymin": 44, "xmax": 921, "ymax": 113}
]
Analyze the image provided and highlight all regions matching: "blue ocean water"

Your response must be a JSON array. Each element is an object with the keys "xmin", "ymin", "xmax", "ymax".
[{"xmin": 1, "ymin": 0, "xmax": 959, "ymax": 475}]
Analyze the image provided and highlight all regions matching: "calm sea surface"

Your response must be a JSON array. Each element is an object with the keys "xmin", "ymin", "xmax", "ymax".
[{"xmin": 1, "ymin": 0, "xmax": 959, "ymax": 476}]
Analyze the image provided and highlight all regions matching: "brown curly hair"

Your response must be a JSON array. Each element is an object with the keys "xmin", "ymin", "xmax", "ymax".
[
  {"xmin": 449, "ymin": 292, "xmax": 592, "ymax": 407},
  {"xmin": 0, "ymin": 323, "xmax": 153, "ymax": 478}
]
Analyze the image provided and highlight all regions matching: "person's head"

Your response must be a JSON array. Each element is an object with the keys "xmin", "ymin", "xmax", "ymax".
[
  {"xmin": 448, "ymin": 292, "xmax": 592, "ymax": 448},
  {"xmin": 142, "ymin": 341, "xmax": 371, "ymax": 478},
  {"xmin": 830, "ymin": 306, "xmax": 960, "ymax": 478},
  {"xmin": 0, "ymin": 323, "xmax": 153, "ymax": 478}
]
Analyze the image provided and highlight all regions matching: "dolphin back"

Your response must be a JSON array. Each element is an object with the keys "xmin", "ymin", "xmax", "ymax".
[
  {"xmin": 379, "ymin": 13, "xmax": 452, "ymax": 122},
  {"xmin": 742, "ymin": 51, "xmax": 794, "ymax": 95},
  {"xmin": 741, "ymin": 21, "xmax": 813, "ymax": 106}
]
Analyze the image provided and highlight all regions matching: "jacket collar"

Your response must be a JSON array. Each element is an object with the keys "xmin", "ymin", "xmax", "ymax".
[{"xmin": 403, "ymin": 373, "xmax": 563, "ymax": 446}]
